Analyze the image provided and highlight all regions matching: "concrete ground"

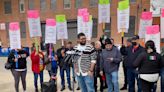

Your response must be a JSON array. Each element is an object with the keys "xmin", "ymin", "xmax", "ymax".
[{"xmin": 0, "ymin": 57, "xmax": 161, "ymax": 92}]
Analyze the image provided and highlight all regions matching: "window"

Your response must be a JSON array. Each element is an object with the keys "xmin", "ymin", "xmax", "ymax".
[
  {"xmin": 125, "ymin": 16, "xmax": 135, "ymax": 37},
  {"xmin": 67, "ymin": 20, "xmax": 77, "ymax": 40},
  {"xmin": 89, "ymin": 0, "xmax": 98, "ymax": 7},
  {"xmin": 51, "ymin": 0, "xmax": 56, "ymax": 10},
  {"xmin": 4, "ymin": 0, "xmax": 12, "ymax": 14},
  {"xmin": 75, "ymin": 0, "xmax": 82, "ymax": 8},
  {"xmin": 20, "ymin": 22, "xmax": 26, "ymax": 38},
  {"xmin": 92, "ymin": 19, "xmax": 98, "ymax": 38},
  {"xmin": 19, "ymin": 0, "xmax": 25, "ymax": 13},
  {"xmin": 40, "ymin": 23, "xmax": 46, "ymax": 50},
  {"xmin": 64, "ymin": 0, "xmax": 71, "ymax": 9},
  {"xmin": 40, "ymin": 0, "xmax": 46, "ymax": 11},
  {"xmin": 28, "ymin": 0, "xmax": 34, "ymax": 10},
  {"xmin": 5, "ymin": 22, "xmax": 9, "ymax": 38},
  {"xmin": 104, "ymin": 23, "xmax": 111, "ymax": 38},
  {"xmin": 41, "ymin": 23, "xmax": 46, "ymax": 42}
]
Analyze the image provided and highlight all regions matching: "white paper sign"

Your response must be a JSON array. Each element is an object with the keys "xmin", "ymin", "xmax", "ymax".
[
  {"xmin": 56, "ymin": 22, "xmax": 68, "ymax": 40},
  {"xmin": 98, "ymin": 4, "xmax": 110, "ymax": 23},
  {"xmin": 27, "ymin": 10, "xmax": 42, "ymax": 37},
  {"xmin": 0, "ymin": 23, "xmax": 6, "ymax": 30},
  {"xmin": 9, "ymin": 22, "xmax": 21, "ymax": 49},
  {"xmin": 28, "ymin": 18, "xmax": 42, "ymax": 37},
  {"xmin": 145, "ymin": 33, "xmax": 160, "ymax": 53},
  {"xmin": 150, "ymin": 0, "xmax": 164, "ymax": 17},
  {"xmin": 45, "ymin": 26, "xmax": 57, "ymax": 44},
  {"xmin": 77, "ymin": 16, "xmax": 83, "ymax": 34},
  {"xmin": 139, "ymin": 19, "xmax": 153, "ymax": 38},
  {"xmin": 145, "ymin": 25, "xmax": 160, "ymax": 53},
  {"xmin": 161, "ymin": 16, "xmax": 164, "ymax": 38},
  {"xmin": 77, "ymin": 16, "xmax": 93, "ymax": 40},
  {"xmin": 117, "ymin": 8, "xmax": 129, "ymax": 33}
]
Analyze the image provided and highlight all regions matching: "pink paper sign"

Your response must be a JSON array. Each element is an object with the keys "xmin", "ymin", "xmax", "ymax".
[
  {"xmin": 162, "ymin": 8, "xmax": 164, "ymax": 17},
  {"xmin": 146, "ymin": 25, "xmax": 159, "ymax": 34},
  {"xmin": 46, "ymin": 19, "xmax": 56, "ymax": 26},
  {"xmin": 28, "ymin": 10, "xmax": 39, "ymax": 18},
  {"xmin": 9, "ymin": 22, "xmax": 19, "ymax": 31},
  {"xmin": 83, "ymin": 13, "xmax": 90, "ymax": 22},
  {"xmin": 141, "ymin": 12, "xmax": 152, "ymax": 20},
  {"xmin": 78, "ymin": 8, "xmax": 88, "ymax": 16}
]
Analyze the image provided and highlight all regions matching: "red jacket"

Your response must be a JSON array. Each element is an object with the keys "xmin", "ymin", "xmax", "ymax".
[{"xmin": 30, "ymin": 51, "xmax": 45, "ymax": 73}]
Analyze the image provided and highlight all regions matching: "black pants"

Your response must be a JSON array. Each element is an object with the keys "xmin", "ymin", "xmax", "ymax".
[
  {"xmin": 94, "ymin": 74, "xmax": 104, "ymax": 92},
  {"xmin": 123, "ymin": 64, "xmax": 128, "ymax": 87},
  {"xmin": 141, "ymin": 79, "xmax": 156, "ymax": 92}
]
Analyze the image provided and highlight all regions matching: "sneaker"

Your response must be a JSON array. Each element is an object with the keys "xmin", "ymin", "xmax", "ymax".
[
  {"xmin": 76, "ymin": 87, "xmax": 80, "ymax": 90},
  {"xmin": 60, "ymin": 86, "xmax": 65, "ymax": 91},
  {"xmin": 68, "ymin": 86, "xmax": 73, "ymax": 91},
  {"xmin": 120, "ymin": 86, "xmax": 127, "ymax": 90}
]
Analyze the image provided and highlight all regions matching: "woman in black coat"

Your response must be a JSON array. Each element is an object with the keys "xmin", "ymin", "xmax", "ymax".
[{"xmin": 133, "ymin": 40, "xmax": 163, "ymax": 92}]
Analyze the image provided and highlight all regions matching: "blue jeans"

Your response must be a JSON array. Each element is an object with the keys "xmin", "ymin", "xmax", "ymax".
[
  {"xmin": 161, "ymin": 67, "xmax": 164, "ymax": 92},
  {"xmin": 77, "ymin": 74, "xmax": 95, "ymax": 92},
  {"xmin": 127, "ymin": 68, "xmax": 141, "ymax": 92},
  {"xmin": 34, "ymin": 71, "xmax": 43, "ymax": 89},
  {"xmin": 60, "ymin": 67, "xmax": 71, "ymax": 87},
  {"xmin": 105, "ymin": 71, "xmax": 119, "ymax": 92}
]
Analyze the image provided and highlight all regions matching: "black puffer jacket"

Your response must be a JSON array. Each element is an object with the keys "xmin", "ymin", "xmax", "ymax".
[{"xmin": 133, "ymin": 52, "xmax": 163, "ymax": 74}]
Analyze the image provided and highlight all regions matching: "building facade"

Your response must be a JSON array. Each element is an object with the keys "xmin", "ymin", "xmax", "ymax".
[{"xmin": 0, "ymin": 0, "xmax": 158, "ymax": 48}]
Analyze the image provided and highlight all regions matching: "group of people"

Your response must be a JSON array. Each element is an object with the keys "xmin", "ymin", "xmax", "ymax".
[{"xmin": 5, "ymin": 32, "xmax": 164, "ymax": 92}]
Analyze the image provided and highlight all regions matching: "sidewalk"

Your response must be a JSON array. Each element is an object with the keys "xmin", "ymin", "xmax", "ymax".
[{"xmin": 0, "ymin": 57, "xmax": 160, "ymax": 92}]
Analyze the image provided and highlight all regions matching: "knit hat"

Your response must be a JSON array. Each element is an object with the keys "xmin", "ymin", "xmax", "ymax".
[{"xmin": 105, "ymin": 38, "xmax": 112, "ymax": 45}]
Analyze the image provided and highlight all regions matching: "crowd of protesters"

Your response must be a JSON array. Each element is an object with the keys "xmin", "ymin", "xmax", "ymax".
[{"xmin": 5, "ymin": 33, "xmax": 164, "ymax": 92}]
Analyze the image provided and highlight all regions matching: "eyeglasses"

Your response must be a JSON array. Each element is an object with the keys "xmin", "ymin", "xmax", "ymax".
[{"xmin": 80, "ymin": 38, "xmax": 86, "ymax": 40}]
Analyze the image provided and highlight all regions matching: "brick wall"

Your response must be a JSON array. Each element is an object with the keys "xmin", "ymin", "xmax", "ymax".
[{"xmin": 0, "ymin": 0, "xmax": 155, "ymax": 48}]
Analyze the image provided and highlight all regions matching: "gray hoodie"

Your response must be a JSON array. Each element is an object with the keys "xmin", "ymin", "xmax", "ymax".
[{"xmin": 100, "ymin": 46, "xmax": 122, "ymax": 74}]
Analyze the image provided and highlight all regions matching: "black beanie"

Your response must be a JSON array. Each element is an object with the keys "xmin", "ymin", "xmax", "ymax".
[{"xmin": 105, "ymin": 38, "xmax": 112, "ymax": 45}]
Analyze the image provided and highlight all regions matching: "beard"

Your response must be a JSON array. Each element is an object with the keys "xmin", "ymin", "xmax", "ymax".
[{"xmin": 80, "ymin": 42, "xmax": 86, "ymax": 46}]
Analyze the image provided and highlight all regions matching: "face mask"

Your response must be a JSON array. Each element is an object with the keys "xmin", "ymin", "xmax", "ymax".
[
  {"xmin": 132, "ymin": 42, "xmax": 137, "ymax": 46},
  {"xmin": 147, "ymin": 47, "xmax": 153, "ymax": 53}
]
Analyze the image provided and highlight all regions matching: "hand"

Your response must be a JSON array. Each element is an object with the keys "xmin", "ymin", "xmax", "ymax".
[
  {"xmin": 34, "ymin": 52, "xmax": 38, "ymax": 56},
  {"xmin": 48, "ymin": 55, "xmax": 51, "ymax": 59},
  {"xmin": 51, "ymin": 76, "xmax": 57, "ymax": 80},
  {"xmin": 61, "ymin": 49, "xmax": 65, "ymax": 54},
  {"xmin": 17, "ymin": 55, "xmax": 21, "ymax": 59},
  {"xmin": 48, "ymin": 55, "xmax": 52, "ymax": 60},
  {"xmin": 110, "ymin": 58, "xmax": 113, "ymax": 61},
  {"xmin": 14, "ymin": 58, "xmax": 18, "ymax": 62},
  {"xmin": 39, "ymin": 53, "xmax": 43, "ymax": 58},
  {"xmin": 108, "ymin": 58, "xmax": 113, "ymax": 61},
  {"xmin": 100, "ymin": 71, "xmax": 103, "ymax": 76}
]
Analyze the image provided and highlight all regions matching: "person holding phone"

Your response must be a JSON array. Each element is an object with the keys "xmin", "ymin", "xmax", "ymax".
[{"xmin": 100, "ymin": 38, "xmax": 122, "ymax": 92}]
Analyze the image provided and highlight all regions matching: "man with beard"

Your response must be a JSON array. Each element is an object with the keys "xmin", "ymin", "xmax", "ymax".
[{"xmin": 73, "ymin": 33, "xmax": 96, "ymax": 92}]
